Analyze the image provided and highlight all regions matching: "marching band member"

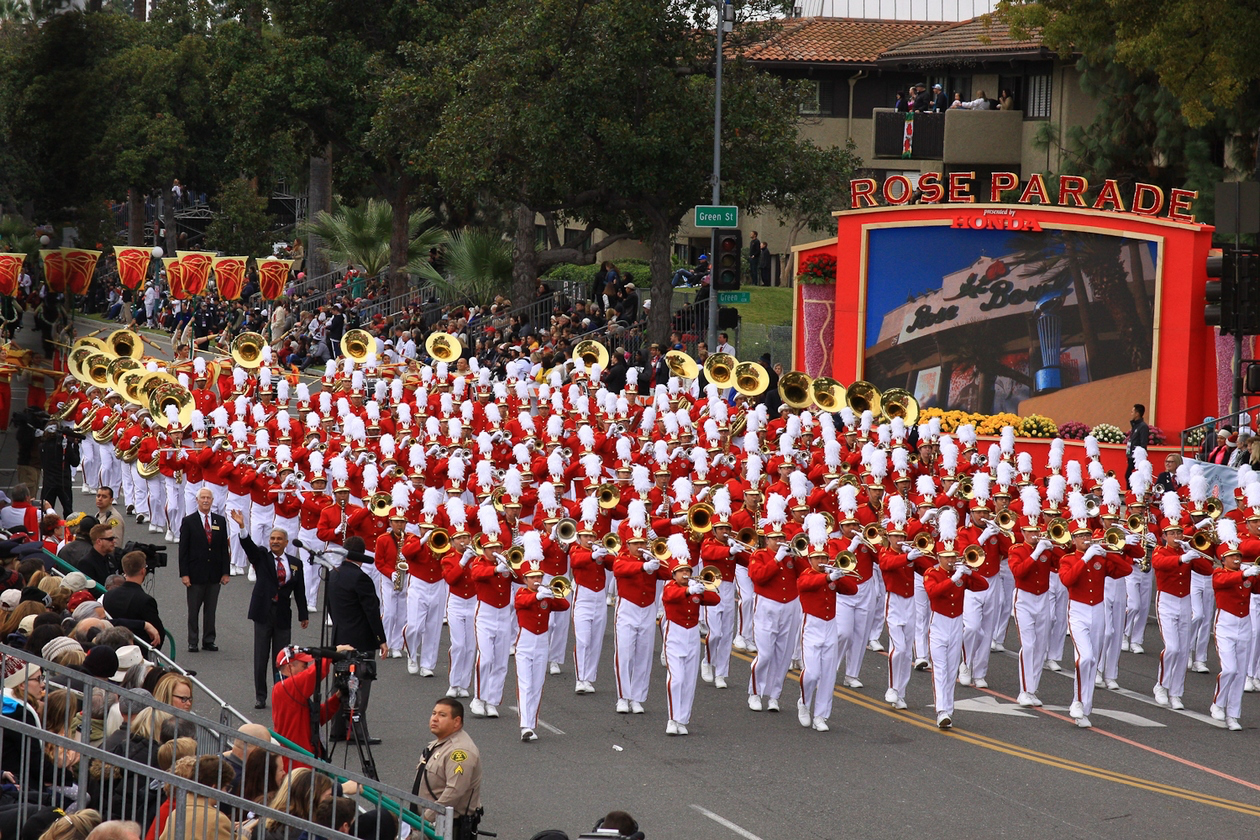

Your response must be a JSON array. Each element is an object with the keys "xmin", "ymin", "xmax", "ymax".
[
  {"xmin": 1122, "ymin": 472, "xmax": 1156, "ymax": 655},
  {"xmin": 879, "ymin": 495, "xmax": 922, "ymax": 708},
  {"xmin": 1186, "ymin": 474, "xmax": 1215, "ymax": 673},
  {"xmin": 698, "ymin": 487, "xmax": 741, "ymax": 689},
  {"xmin": 1096, "ymin": 477, "xmax": 1143, "ymax": 690},
  {"xmin": 471, "ymin": 505, "xmax": 516, "ymax": 718},
  {"xmin": 1151, "ymin": 491, "xmax": 1210, "ymax": 709},
  {"xmin": 1211, "ymin": 518, "xmax": 1258, "ymax": 731},
  {"xmin": 569, "ymin": 516, "xmax": 611, "ymax": 694},
  {"xmin": 730, "ymin": 449, "xmax": 763, "ymax": 654},
  {"xmin": 395, "ymin": 481, "xmax": 446, "ymax": 677},
  {"xmin": 661, "ymin": 534, "xmax": 719, "ymax": 735},
  {"xmin": 835, "ymin": 483, "xmax": 878, "ymax": 688},
  {"xmin": 1008, "ymin": 485, "xmax": 1057, "ymax": 706},
  {"xmin": 1043, "ymin": 474, "xmax": 1070, "ymax": 672},
  {"xmin": 1059, "ymin": 492, "xmax": 1132, "ymax": 728},
  {"xmin": 612, "ymin": 502, "xmax": 669, "ymax": 714},
  {"xmin": 924, "ymin": 508, "xmax": 987, "ymax": 730},
  {"xmin": 747, "ymin": 493, "xmax": 800, "ymax": 712},
  {"xmin": 440, "ymin": 501, "xmax": 477, "ymax": 698},
  {"xmin": 514, "ymin": 538, "xmax": 569, "ymax": 742},
  {"xmin": 372, "ymin": 487, "xmax": 413, "ymax": 661},
  {"xmin": 798, "ymin": 515, "xmax": 858, "ymax": 727}
]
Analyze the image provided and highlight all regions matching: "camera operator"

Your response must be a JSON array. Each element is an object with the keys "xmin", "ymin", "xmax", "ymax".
[
  {"xmin": 38, "ymin": 422, "xmax": 79, "ymax": 516},
  {"xmin": 271, "ymin": 644, "xmax": 353, "ymax": 767},
  {"xmin": 414, "ymin": 698, "xmax": 482, "ymax": 839},
  {"xmin": 327, "ymin": 535, "xmax": 386, "ymax": 744},
  {"xmin": 78, "ymin": 523, "xmax": 120, "ymax": 582},
  {"xmin": 101, "ymin": 550, "xmax": 167, "ymax": 647}
]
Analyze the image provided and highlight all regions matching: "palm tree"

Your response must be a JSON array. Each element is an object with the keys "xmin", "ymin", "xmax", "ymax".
[
  {"xmin": 427, "ymin": 229, "xmax": 513, "ymax": 308},
  {"xmin": 299, "ymin": 199, "xmax": 445, "ymax": 291}
]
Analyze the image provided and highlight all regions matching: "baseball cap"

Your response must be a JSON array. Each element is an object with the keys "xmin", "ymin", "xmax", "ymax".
[
  {"xmin": 0, "ymin": 590, "xmax": 19, "ymax": 611},
  {"xmin": 933, "ymin": 83, "xmax": 942, "ymax": 89},
  {"xmin": 275, "ymin": 646, "xmax": 314, "ymax": 669},
  {"xmin": 60, "ymin": 571, "xmax": 94, "ymax": 593}
]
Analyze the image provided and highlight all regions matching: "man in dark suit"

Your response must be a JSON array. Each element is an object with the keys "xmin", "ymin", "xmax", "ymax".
[
  {"xmin": 232, "ymin": 510, "xmax": 309, "ymax": 709},
  {"xmin": 79, "ymin": 523, "xmax": 120, "ymax": 584},
  {"xmin": 101, "ymin": 550, "xmax": 167, "ymax": 647},
  {"xmin": 327, "ymin": 535, "xmax": 386, "ymax": 743},
  {"xmin": 178, "ymin": 487, "xmax": 230, "ymax": 653}
]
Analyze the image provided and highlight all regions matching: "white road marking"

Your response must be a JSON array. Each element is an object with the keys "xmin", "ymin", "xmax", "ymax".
[
  {"xmin": 997, "ymin": 649, "xmax": 1225, "ymax": 728},
  {"xmin": 1043, "ymin": 705, "xmax": 1165, "ymax": 727},
  {"xmin": 690, "ymin": 805, "xmax": 765, "ymax": 840},
  {"xmin": 953, "ymin": 696, "xmax": 1037, "ymax": 717},
  {"xmin": 507, "ymin": 707, "xmax": 565, "ymax": 735}
]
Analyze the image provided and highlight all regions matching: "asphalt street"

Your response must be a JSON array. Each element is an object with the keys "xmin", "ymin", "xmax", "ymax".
[{"xmin": 10, "ymin": 319, "xmax": 1260, "ymax": 840}]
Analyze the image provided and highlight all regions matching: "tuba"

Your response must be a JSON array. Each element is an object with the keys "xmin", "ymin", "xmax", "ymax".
[
  {"xmin": 106, "ymin": 328, "xmax": 144, "ymax": 360},
  {"xmin": 703, "ymin": 353, "xmax": 737, "ymax": 388},
  {"xmin": 812, "ymin": 377, "xmax": 845, "ymax": 413},
  {"xmin": 778, "ymin": 371, "xmax": 813, "ymax": 411},
  {"xmin": 573, "ymin": 340, "xmax": 610, "ymax": 371},
  {"xmin": 230, "ymin": 332, "xmax": 266, "ymax": 368},
  {"xmin": 732, "ymin": 361, "xmax": 769, "ymax": 397},
  {"xmin": 426, "ymin": 331, "xmax": 462, "ymax": 363},
  {"xmin": 137, "ymin": 452, "xmax": 161, "ymax": 479},
  {"xmin": 881, "ymin": 388, "xmax": 920, "ymax": 426},
  {"xmin": 340, "ymin": 329, "xmax": 374, "ymax": 363}
]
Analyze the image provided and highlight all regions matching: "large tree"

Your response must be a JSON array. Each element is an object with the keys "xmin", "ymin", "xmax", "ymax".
[{"xmin": 432, "ymin": 0, "xmax": 851, "ymax": 343}]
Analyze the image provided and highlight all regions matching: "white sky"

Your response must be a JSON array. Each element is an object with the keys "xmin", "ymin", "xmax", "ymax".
[{"xmin": 797, "ymin": 0, "xmax": 999, "ymax": 20}]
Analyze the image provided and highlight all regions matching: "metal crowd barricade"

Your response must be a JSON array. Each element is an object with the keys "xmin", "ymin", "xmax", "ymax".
[{"xmin": 0, "ymin": 647, "xmax": 454, "ymax": 840}]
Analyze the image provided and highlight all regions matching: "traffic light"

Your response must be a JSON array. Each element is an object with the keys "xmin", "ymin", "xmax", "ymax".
[
  {"xmin": 1205, "ymin": 248, "xmax": 1235, "ymax": 333},
  {"xmin": 1239, "ymin": 252, "xmax": 1260, "ymax": 333},
  {"xmin": 714, "ymin": 229, "xmax": 743, "ymax": 291}
]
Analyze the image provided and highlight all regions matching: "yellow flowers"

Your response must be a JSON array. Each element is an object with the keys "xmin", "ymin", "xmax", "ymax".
[
  {"xmin": 919, "ymin": 408, "xmax": 1059, "ymax": 438},
  {"xmin": 919, "ymin": 407, "xmax": 984, "ymax": 433},
  {"xmin": 1020, "ymin": 414, "xmax": 1059, "ymax": 439}
]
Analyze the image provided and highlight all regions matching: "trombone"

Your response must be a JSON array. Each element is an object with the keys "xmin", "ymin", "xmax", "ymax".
[
  {"xmin": 554, "ymin": 518, "xmax": 579, "ymax": 545},
  {"xmin": 962, "ymin": 544, "xmax": 986, "ymax": 568},
  {"xmin": 602, "ymin": 533, "xmax": 622, "ymax": 553},
  {"xmin": 689, "ymin": 566, "xmax": 723, "ymax": 592},
  {"xmin": 548, "ymin": 576, "xmax": 574, "ymax": 599},
  {"xmin": 1047, "ymin": 517, "xmax": 1072, "ymax": 546},
  {"xmin": 862, "ymin": 522, "xmax": 886, "ymax": 548},
  {"xmin": 791, "ymin": 533, "xmax": 811, "ymax": 558},
  {"xmin": 822, "ymin": 550, "xmax": 861, "ymax": 577},
  {"xmin": 1100, "ymin": 526, "xmax": 1127, "ymax": 553},
  {"xmin": 687, "ymin": 502, "xmax": 715, "ymax": 534},
  {"xmin": 913, "ymin": 532, "xmax": 936, "ymax": 553},
  {"xmin": 993, "ymin": 509, "xmax": 1016, "ymax": 537},
  {"xmin": 597, "ymin": 483, "xmax": 621, "ymax": 510}
]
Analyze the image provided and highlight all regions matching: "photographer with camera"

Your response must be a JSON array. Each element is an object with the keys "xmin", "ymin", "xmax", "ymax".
[
  {"xmin": 102, "ymin": 549, "xmax": 167, "ymax": 647},
  {"xmin": 271, "ymin": 644, "xmax": 354, "ymax": 766},
  {"xmin": 38, "ymin": 421, "xmax": 79, "ymax": 516},
  {"xmin": 327, "ymin": 535, "xmax": 386, "ymax": 744}
]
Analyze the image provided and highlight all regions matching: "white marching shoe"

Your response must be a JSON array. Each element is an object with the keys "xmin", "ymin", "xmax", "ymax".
[
  {"xmin": 714, "ymin": 675, "xmax": 728, "ymax": 689},
  {"xmin": 842, "ymin": 676, "xmax": 863, "ymax": 689},
  {"xmin": 445, "ymin": 686, "xmax": 459, "ymax": 698},
  {"xmin": 630, "ymin": 701, "xmax": 645, "ymax": 714},
  {"xmin": 1105, "ymin": 679, "xmax": 1120, "ymax": 691},
  {"xmin": 1076, "ymin": 715, "xmax": 1092, "ymax": 729},
  {"xmin": 1227, "ymin": 717, "xmax": 1242, "ymax": 731},
  {"xmin": 616, "ymin": 698, "xmax": 630, "ymax": 714},
  {"xmin": 797, "ymin": 701, "xmax": 811, "ymax": 727},
  {"xmin": 1170, "ymin": 695, "xmax": 1185, "ymax": 710},
  {"xmin": 936, "ymin": 713, "xmax": 952, "ymax": 730},
  {"xmin": 811, "ymin": 717, "xmax": 829, "ymax": 731},
  {"xmin": 666, "ymin": 720, "xmax": 680, "ymax": 736},
  {"xmin": 419, "ymin": 667, "xmax": 435, "ymax": 677},
  {"xmin": 747, "ymin": 694, "xmax": 763, "ymax": 711},
  {"xmin": 1190, "ymin": 660, "xmax": 1210, "ymax": 673},
  {"xmin": 470, "ymin": 699, "xmax": 486, "ymax": 717},
  {"xmin": 521, "ymin": 728, "xmax": 537, "ymax": 742},
  {"xmin": 1017, "ymin": 692, "xmax": 1035, "ymax": 707},
  {"xmin": 486, "ymin": 704, "xmax": 499, "ymax": 718},
  {"xmin": 548, "ymin": 662, "xmax": 561, "ymax": 676},
  {"xmin": 766, "ymin": 697, "xmax": 780, "ymax": 712},
  {"xmin": 407, "ymin": 659, "xmax": 420, "ymax": 675},
  {"xmin": 1046, "ymin": 660, "xmax": 1062, "ymax": 672},
  {"xmin": 733, "ymin": 635, "xmax": 748, "ymax": 652},
  {"xmin": 867, "ymin": 640, "xmax": 884, "ymax": 652},
  {"xmin": 247, "ymin": 566, "xmax": 257, "ymax": 582},
  {"xmin": 884, "ymin": 689, "xmax": 899, "ymax": 705},
  {"xmin": 957, "ymin": 663, "xmax": 972, "ymax": 686},
  {"xmin": 700, "ymin": 663, "xmax": 714, "ymax": 684},
  {"xmin": 1210, "ymin": 703, "xmax": 1226, "ymax": 721},
  {"xmin": 1153, "ymin": 685, "xmax": 1170, "ymax": 706},
  {"xmin": 1068, "ymin": 701, "xmax": 1084, "ymax": 719},
  {"xmin": 1130, "ymin": 644, "xmax": 1144, "ymax": 654}
]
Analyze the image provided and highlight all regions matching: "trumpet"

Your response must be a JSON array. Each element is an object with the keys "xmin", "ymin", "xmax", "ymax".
[
  {"xmin": 1047, "ymin": 517, "xmax": 1072, "ymax": 546},
  {"xmin": 392, "ymin": 561, "xmax": 409, "ymax": 593},
  {"xmin": 555, "ymin": 518, "xmax": 579, "ymax": 545}
]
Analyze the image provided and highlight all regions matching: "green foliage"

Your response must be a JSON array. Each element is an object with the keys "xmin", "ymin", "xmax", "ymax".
[
  {"xmin": 298, "ymin": 199, "xmax": 445, "ymax": 280},
  {"xmin": 995, "ymin": 0, "xmax": 1260, "ymax": 128},
  {"xmin": 431, "ymin": 229, "xmax": 513, "ymax": 308},
  {"xmin": 203, "ymin": 177, "xmax": 274, "ymax": 257},
  {"xmin": 544, "ymin": 259, "xmax": 657, "ymax": 287},
  {"xmin": 0, "ymin": 214, "xmax": 38, "ymax": 258}
]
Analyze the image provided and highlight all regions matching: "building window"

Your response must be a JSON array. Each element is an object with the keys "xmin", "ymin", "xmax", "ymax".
[
  {"xmin": 535, "ymin": 224, "xmax": 548, "ymax": 250},
  {"xmin": 799, "ymin": 80, "xmax": 821, "ymax": 115},
  {"xmin": 1025, "ymin": 74, "xmax": 1052, "ymax": 119}
]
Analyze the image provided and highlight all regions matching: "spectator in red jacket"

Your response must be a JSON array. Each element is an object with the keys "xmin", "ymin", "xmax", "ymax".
[{"xmin": 271, "ymin": 643, "xmax": 352, "ymax": 766}]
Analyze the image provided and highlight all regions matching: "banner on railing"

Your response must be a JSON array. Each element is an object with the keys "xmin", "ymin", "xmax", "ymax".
[
  {"xmin": 63, "ymin": 248, "xmax": 101, "ymax": 296},
  {"xmin": 164, "ymin": 256, "xmax": 188, "ymax": 299},
  {"xmin": 257, "ymin": 258, "xmax": 292, "ymax": 300},
  {"xmin": 213, "ymin": 256, "xmax": 248, "ymax": 301},
  {"xmin": 40, "ymin": 249, "xmax": 65, "ymax": 293},
  {"xmin": 114, "ymin": 246, "xmax": 151, "ymax": 291}
]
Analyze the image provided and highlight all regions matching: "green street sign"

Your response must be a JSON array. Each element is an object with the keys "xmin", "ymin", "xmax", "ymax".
[
  {"xmin": 717, "ymin": 292, "xmax": 750, "ymax": 304},
  {"xmin": 694, "ymin": 205, "xmax": 739, "ymax": 227}
]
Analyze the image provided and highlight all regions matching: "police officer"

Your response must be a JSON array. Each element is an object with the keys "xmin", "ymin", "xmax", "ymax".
[{"xmin": 414, "ymin": 698, "xmax": 483, "ymax": 839}]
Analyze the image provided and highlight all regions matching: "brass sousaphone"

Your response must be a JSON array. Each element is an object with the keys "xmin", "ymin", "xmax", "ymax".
[
  {"xmin": 572, "ymin": 339, "xmax": 610, "ymax": 371},
  {"xmin": 148, "ymin": 381, "xmax": 194, "ymax": 428},
  {"xmin": 426, "ymin": 331, "xmax": 462, "ymax": 363},
  {"xmin": 846, "ymin": 380, "xmax": 882, "ymax": 418},
  {"xmin": 230, "ymin": 332, "xmax": 266, "ymax": 369},
  {"xmin": 881, "ymin": 388, "xmax": 920, "ymax": 426},
  {"xmin": 704, "ymin": 353, "xmax": 737, "ymax": 388},
  {"xmin": 778, "ymin": 371, "xmax": 813, "ymax": 411},
  {"xmin": 664, "ymin": 350, "xmax": 699, "ymax": 381},
  {"xmin": 340, "ymin": 328, "xmax": 374, "ymax": 364},
  {"xmin": 812, "ymin": 377, "xmax": 846, "ymax": 413},
  {"xmin": 106, "ymin": 329, "xmax": 144, "ymax": 361},
  {"xmin": 732, "ymin": 361, "xmax": 769, "ymax": 397}
]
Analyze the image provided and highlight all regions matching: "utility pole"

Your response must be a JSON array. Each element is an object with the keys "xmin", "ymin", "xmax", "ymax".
[{"xmin": 707, "ymin": 0, "xmax": 733, "ymax": 352}]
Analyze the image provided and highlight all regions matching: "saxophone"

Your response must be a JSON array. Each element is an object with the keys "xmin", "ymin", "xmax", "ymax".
[{"xmin": 391, "ymin": 532, "xmax": 409, "ymax": 592}]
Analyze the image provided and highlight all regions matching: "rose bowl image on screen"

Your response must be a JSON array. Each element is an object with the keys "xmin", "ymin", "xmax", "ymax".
[{"xmin": 863, "ymin": 225, "xmax": 1157, "ymax": 420}]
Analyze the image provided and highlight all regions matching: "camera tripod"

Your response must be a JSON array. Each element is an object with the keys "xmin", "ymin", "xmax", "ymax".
[{"xmin": 328, "ymin": 666, "xmax": 378, "ymax": 780}]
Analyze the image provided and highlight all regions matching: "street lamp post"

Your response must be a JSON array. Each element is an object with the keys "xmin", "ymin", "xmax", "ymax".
[{"xmin": 707, "ymin": 0, "xmax": 733, "ymax": 354}]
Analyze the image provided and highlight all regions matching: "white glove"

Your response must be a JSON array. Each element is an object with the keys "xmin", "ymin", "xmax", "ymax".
[
  {"xmin": 495, "ymin": 561, "xmax": 510, "ymax": 575},
  {"xmin": 1194, "ymin": 518, "xmax": 1213, "ymax": 530},
  {"xmin": 919, "ymin": 509, "xmax": 935, "ymax": 524},
  {"xmin": 729, "ymin": 542, "xmax": 744, "ymax": 555},
  {"xmin": 647, "ymin": 528, "xmax": 658, "ymax": 540},
  {"xmin": 426, "ymin": 444, "xmax": 441, "ymax": 456},
  {"xmin": 419, "ymin": 530, "xmax": 431, "ymax": 546},
  {"xmin": 356, "ymin": 453, "xmax": 368, "ymax": 465},
  {"xmin": 980, "ymin": 524, "xmax": 1000, "ymax": 542},
  {"xmin": 592, "ymin": 546, "xmax": 609, "ymax": 559},
  {"xmin": 459, "ymin": 548, "xmax": 473, "ymax": 566},
  {"xmin": 951, "ymin": 568, "xmax": 964, "ymax": 583},
  {"xmin": 1125, "ymin": 533, "xmax": 1140, "ymax": 546},
  {"xmin": 211, "ymin": 439, "xmax": 222, "ymax": 452},
  {"xmin": 1244, "ymin": 565, "xmax": 1260, "ymax": 578},
  {"xmin": 827, "ymin": 569, "xmax": 844, "ymax": 581},
  {"xmin": 1031, "ymin": 539, "xmax": 1050, "ymax": 560},
  {"xmin": 536, "ymin": 588, "xmax": 553, "ymax": 599},
  {"xmin": 847, "ymin": 534, "xmax": 863, "ymax": 553},
  {"xmin": 687, "ymin": 581, "xmax": 704, "ymax": 596},
  {"xmin": 1179, "ymin": 552, "xmax": 1196, "ymax": 565},
  {"xmin": 1144, "ymin": 533, "xmax": 1158, "ymax": 546},
  {"xmin": 1083, "ymin": 545, "xmax": 1105, "ymax": 562},
  {"xmin": 234, "ymin": 454, "xmax": 248, "ymax": 466},
  {"xmin": 670, "ymin": 515, "xmax": 686, "ymax": 526},
  {"xmin": 696, "ymin": 486, "xmax": 711, "ymax": 500},
  {"xmin": 907, "ymin": 548, "xmax": 923, "ymax": 561},
  {"xmin": 382, "ymin": 464, "xmax": 396, "ymax": 477},
  {"xmin": 550, "ymin": 524, "xmax": 559, "ymax": 539},
  {"xmin": 946, "ymin": 482, "xmax": 959, "ymax": 498},
  {"xmin": 178, "ymin": 449, "xmax": 188, "ymax": 460},
  {"xmin": 774, "ymin": 544, "xmax": 789, "ymax": 562},
  {"xmin": 825, "ymin": 479, "xmax": 840, "ymax": 492},
  {"xmin": 642, "ymin": 558, "xmax": 660, "ymax": 573},
  {"xmin": 959, "ymin": 564, "xmax": 973, "ymax": 575}
]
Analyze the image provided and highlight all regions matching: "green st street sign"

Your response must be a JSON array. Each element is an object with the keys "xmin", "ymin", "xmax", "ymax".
[
  {"xmin": 717, "ymin": 292, "xmax": 750, "ymax": 304},
  {"xmin": 694, "ymin": 205, "xmax": 739, "ymax": 227}
]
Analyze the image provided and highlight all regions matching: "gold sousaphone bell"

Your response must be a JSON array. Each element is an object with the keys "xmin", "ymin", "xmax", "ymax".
[
  {"xmin": 426, "ymin": 331, "xmax": 462, "ymax": 363},
  {"xmin": 230, "ymin": 332, "xmax": 266, "ymax": 369},
  {"xmin": 341, "ymin": 329, "xmax": 374, "ymax": 363},
  {"xmin": 148, "ymin": 381, "xmax": 195, "ymax": 428},
  {"xmin": 846, "ymin": 380, "xmax": 881, "ymax": 417},
  {"xmin": 703, "ymin": 353, "xmax": 737, "ymax": 388},
  {"xmin": 778, "ymin": 370, "xmax": 813, "ymax": 411},
  {"xmin": 881, "ymin": 387, "xmax": 920, "ymax": 426},
  {"xmin": 812, "ymin": 377, "xmax": 846, "ymax": 413},
  {"xmin": 573, "ymin": 340, "xmax": 610, "ymax": 371},
  {"xmin": 664, "ymin": 350, "xmax": 699, "ymax": 381},
  {"xmin": 106, "ymin": 329, "xmax": 143, "ymax": 361},
  {"xmin": 732, "ymin": 361, "xmax": 769, "ymax": 397}
]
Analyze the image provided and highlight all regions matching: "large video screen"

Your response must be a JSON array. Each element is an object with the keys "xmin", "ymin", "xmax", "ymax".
[{"xmin": 863, "ymin": 225, "xmax": 1158, "ymax": 416}]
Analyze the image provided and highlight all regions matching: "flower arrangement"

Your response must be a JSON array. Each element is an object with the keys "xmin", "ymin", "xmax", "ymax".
[
  {"xmin": 797, "ymin": 252, "xmax": 837, "ymax": 285},
  {"xmin": 1183, "ymin": 427, "xmax": 1206, "ymax": 446},
  {"xmin": 976, "ymin": 413, "xmax": 1023, "ymax": 436},
  {"xmin": 1057, "ymin": 421, "xmax": 1090, "ymax": 440},
  {"xmin": 1090, "ymin": 422, "xmax": 1125, "ymax": 444},
  {"xmin": 1020, "ymin": 414, "xmax": 1059, "ymax": 438},
  {"xmin": 919, "ymin": 408, "xmax": 985, "ymax": 433}
]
